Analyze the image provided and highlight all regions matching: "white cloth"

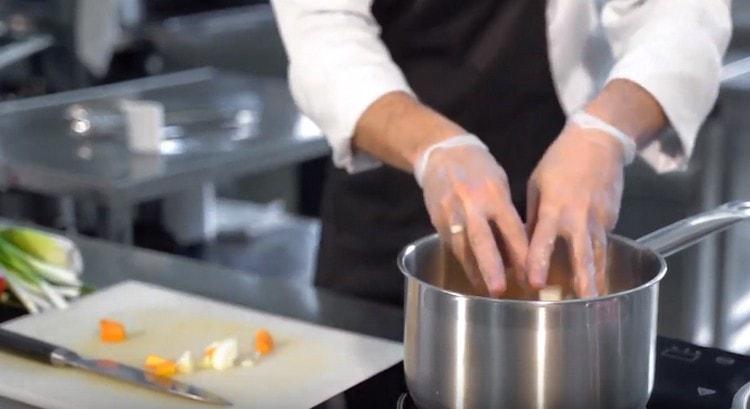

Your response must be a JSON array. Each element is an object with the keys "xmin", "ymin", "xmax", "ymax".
[
  {"xmin": 75, "ymin": 0, "xmax": 143, "ymax": 77},
  {"xmin": 75, "ymin": 0, "xmax": 121, "ymax": 77},
  {"xmin": 271, "ymin": 0, "xmax": 732, "ymax": 173}
]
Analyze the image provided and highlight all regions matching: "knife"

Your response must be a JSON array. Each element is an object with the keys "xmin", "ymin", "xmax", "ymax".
[{"xmin": 0, "ymin": 327, "xmax": 232, "ymax": 406}]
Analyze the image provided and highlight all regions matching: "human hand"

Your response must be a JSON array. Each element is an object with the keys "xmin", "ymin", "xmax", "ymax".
[
  {"xmin": 419, "ymin": 140, "xmax": 528, "ymax": 296},
  {"xmin": 525, "ymin": 124, "xmax": 626, "ymax": 297}
]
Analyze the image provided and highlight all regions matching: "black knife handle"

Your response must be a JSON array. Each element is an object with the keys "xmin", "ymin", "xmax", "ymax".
[{"xmin": 0, "ymin": 327, "xmax": 58, "ymax": 364}]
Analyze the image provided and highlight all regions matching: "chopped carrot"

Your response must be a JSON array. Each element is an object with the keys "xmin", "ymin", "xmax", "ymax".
[
  {"xmin": 150, "ymin": 361, "xmax": 178, "ymax": 377},
  {"xmin": 99, "ymin": 319, "xmax": 126, "ymax": 343},
  {"xmin": 145, "ymin": 355, "xmax": 168, "ymax": 366},
  {"xmin": 144, "ymin": 355, "xmax": 178, "ymax": 377},
  {"xmin": 204, "ymin": 344, "xmax": 217, "ymax": 358},
  {"xmin": 255, "ymin": 328, "xmax": 274, "ymax": 355}
]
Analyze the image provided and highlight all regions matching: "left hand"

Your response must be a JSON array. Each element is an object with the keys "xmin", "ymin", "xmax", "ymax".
[{"xmin": 525, "ymin": 123, "xmax": 626, "ymax": 297}]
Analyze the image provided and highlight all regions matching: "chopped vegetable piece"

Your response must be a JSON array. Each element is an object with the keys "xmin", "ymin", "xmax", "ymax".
[
  {"xmin": 538, "ymin": 285, "xmax": 563, "ymax": 301},
  {"xmin": 255, "ymin": 329, "xmax": 274, "ymax": 355},
  {"xmin": 155, "ymin": 361, "xmax": 178, "ymax": 377},
  {"xmin": 176, "ymin": 351, "xmax": 194, "ymax": 374},
  {"xmin": 203, "ymin": 343, "xmax": 218, "ymax": 357},
  {"xmin": 199, "ymin": 355, "xmax": 212, "ymax": 369},
  {"xmin": 145, "ymin": 355, "xmax": 168, "ymax": 366},
  {"xmin": 0, "ymin": 275, "xmax": 6, "ymax": 294},
  {"xmin": 144, "ymin": 355, "xmax": 177, "ymax": 377},
  {"xmin": 200, "ymin": 342, "xmax": 218, "ymax": 368},
  {"xmin": 202, "ymin": 338, "xmax": 238, "ymax": 370},
  {"xmin": 100, "ymin": 319, "xmax": 126, "ymax": 343},
  {"xmin": 239, "ymin": 358, "xmax": 255, "ymax": 368}
]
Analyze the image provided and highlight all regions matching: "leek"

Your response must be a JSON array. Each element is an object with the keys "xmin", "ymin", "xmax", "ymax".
[
  {"xmin": 4, "ymin": 273, "xmax": 39, "ymax": 314},
  {"xmin": 21, "ymin": 288, "xmax": 52, "ymax": 311},
  {"xmin": 0, "ymin": 237, "xmax": 69, "ymax": 312},
  {"xmin": 0, "ymin": 238, "xmax": 45, "ymax": 289},
  {"xmin": 39, "ymin": 281, "xmax": 68, "ymax": 309},
  {"xmin": 53, "ymin": 285, "xmax": 81, "ymax": 299},
  {"xmin": 0, "ymin": 237, "xmax": 79, "ymax": 286},
  {"xmin": 0, "ymin": 228, "xmax": 83, "ymax": 273},
  {"xmin": 0, "ymin": 227, "xmax": 87, "ymax": 313},
  {"xmin": 7, "ymin": 273, "xmax": 45, "ymax": 296},
  {"xmin": 22, "ymin": 253, "xmax": 80, "ymax": 287}
]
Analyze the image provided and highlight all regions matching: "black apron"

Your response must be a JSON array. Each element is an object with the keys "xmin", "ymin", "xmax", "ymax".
[{"xmin": 316, "ymin": 0, "xmax": 567, "ymax": 306}]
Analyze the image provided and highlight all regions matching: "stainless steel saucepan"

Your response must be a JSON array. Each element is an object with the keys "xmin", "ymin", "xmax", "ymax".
[{"xmin": 398, "ymin": 201, "xmax": 750, "ymax": 409}]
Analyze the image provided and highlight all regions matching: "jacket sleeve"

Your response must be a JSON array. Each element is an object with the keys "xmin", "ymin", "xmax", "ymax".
[
  {"xmin": 270, "ymin": 0, "xmax": 413, "ymax": 173},
  {"xmin": 602, "ymin": 0, "xmax": 732, "ymax": 172}
]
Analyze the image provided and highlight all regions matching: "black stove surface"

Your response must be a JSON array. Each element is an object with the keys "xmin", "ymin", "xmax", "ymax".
[{"xmin": 317, "ymin": 336, "xmax": 750, "ymax": 409}]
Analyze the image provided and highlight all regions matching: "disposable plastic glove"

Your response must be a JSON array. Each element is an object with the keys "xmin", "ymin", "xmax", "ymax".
[
  {"xmin": 419, "ymin": 141, "xmax": 529, "ymax": 297},
  {"xmin": 525, "ymin": 123, "xmax": 626, "ymax": 297}
]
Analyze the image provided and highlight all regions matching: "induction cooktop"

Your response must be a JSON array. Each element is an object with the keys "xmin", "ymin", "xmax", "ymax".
[{"xmin": 319, "ymin": 336, "xmax": 750, "ymax": 409}]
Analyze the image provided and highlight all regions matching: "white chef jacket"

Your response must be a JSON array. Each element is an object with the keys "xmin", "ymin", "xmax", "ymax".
[{"xmin": 271, "ymin": 0, "xmax": 732, "ymax": 174}]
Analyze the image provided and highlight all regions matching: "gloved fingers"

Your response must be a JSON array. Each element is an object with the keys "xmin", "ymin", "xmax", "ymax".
[
  {"xmin": 490, "ymin": 203, "xmax": 529, "ymax": 286},
  {"xmin": 446, "ymin": 225, "xmax": 486, "ymax": 291},
  {"xmin": 593, "ymin": 194, "xmax": 621, "ymax": 231},
  {"xmin": 560, "ymin": 217, "xmax": 598, "ymax": 298},
  {"xmin": 526, "ymin": 211, "xmax": 559, "ymax": 289},
  {"xmin": 465, "ymin": 209, "xmax": 506, "ymax": 296},
  {"xmin": 591, "ymin": 224, "xmax": 609, "ymax": 295},
  {"xmin": 526, "ymin": 181, "xmax": 541, "ymax": 234},
  {"xmin": 433, "ymin": 206, "xmax": 486, "ymax": 292}
]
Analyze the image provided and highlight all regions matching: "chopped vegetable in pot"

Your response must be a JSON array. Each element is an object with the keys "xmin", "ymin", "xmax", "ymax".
[
  {"xmin": 538, "ymin": 285, "xmax": 563, "ymax": 301},
  {"xmin": 99, "ymin": 319, "xmax": 126, "ymax": 343}
]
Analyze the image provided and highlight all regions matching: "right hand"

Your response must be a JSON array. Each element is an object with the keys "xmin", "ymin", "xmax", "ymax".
[{"xmin": 420, "ymin": 143, "xmax": 529, "ymax": 296}]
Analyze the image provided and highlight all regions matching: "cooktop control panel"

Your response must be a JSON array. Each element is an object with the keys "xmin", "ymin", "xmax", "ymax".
[{"xmin": 650, "ymin": 337, "xmax": 750, "ymax": 409}]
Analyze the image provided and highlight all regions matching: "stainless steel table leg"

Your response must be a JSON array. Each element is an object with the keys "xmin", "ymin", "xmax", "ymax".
[
  {"xmin": 58, "ymin": 195, "xmax": 77, "ymax": 235},
  {"xmin": 103, "ymin": 199, "xmax": 133, "ymax": 244},
  {"xmin": 162, "ymin": 183, "xmax": 217, "ymax": 246}
]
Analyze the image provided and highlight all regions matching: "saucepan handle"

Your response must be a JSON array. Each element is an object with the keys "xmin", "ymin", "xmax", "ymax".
[{"xmin": 636, "ymin": 201, "xmax": 750, "ymax": 257}]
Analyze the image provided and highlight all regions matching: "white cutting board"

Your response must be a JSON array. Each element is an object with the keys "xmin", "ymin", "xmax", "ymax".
[{"xmin": 0, "ymin": 281, "xmax": 403, "ymax": 409}]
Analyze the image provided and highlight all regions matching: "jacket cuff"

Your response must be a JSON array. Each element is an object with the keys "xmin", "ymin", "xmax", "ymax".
[{"xmin": 606, "ymin": 34, "xmax": 722, "ymax": 172}]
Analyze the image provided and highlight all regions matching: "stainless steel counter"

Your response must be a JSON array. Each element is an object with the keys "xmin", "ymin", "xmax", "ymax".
[
  {"xmin": 0, "ymin": 228, "xmax": 403, "ymax": 409},
  {"xmin": 0, "ymin": 68, "xmax": 329, "ymax": 243}
]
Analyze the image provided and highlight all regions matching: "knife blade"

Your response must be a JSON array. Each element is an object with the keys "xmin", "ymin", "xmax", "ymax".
[{"xmin": 0, "ymin": 327, "xmax": 232, "ymax": 406}]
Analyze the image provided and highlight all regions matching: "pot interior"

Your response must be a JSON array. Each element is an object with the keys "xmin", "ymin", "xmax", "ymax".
[{"xmin": 400, "ymin": 234, "xmax": 665, "ymax": 300}]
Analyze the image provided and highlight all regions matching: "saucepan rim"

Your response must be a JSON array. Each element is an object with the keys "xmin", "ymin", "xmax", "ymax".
[{"xmin": 398, "ymin": 232, "xmax": 667, "ymax": 306}]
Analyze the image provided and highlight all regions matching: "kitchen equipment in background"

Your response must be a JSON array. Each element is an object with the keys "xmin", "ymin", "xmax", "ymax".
[
  {"xmin": 0, "ymin": 281, "xmax": 403, "ymax": 409},
  {"xmin": 0, "ymin": 327, "xmax": 231, "ymax": 405},
  {"xmin": 147, "ymin": 4, "xmax": 288, "ymax": 79},
  {"xmin": 649, "ymin": 337, "xmax": 750, "ymax": 409},
  {"xmin": 0, "ymin": 34, "xmax": 54, "ymax": 71},
  {"xmin": 398, "ymin": 201, "xmax": 750, "ymax": 409},
  {"xmin": 119, "ymin": 99, "xmax": 165, "ymax": 154},
  {"xmin": 65, "ymin": 100, "xmax": 259, "ymax": 155}
]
